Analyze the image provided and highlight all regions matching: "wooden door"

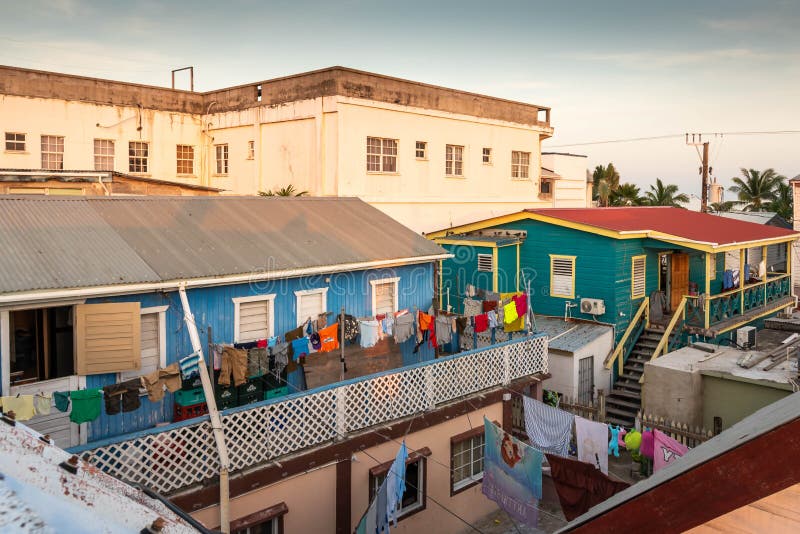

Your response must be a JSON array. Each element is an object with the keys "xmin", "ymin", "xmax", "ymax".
[{"xmin": 670, "ymin": 253, "xmax": 689, "ymax": 310}]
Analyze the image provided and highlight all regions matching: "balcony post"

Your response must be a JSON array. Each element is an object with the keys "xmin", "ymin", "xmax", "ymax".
[
  {"xmin": 740, "ymin": 248, "xmax": 746, "ymax": 314},
  {"xmin": 705, "ymin": 253, "xmax": 711, "ymax": 329}
]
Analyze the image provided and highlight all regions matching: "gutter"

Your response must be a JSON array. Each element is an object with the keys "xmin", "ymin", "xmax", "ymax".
[
  {"xmin": 134, "ymin": 484, "xmax": 221, "ymax": 534},
  {"xmin": 0, "ymin": 254, "xmax": 452, "ymax": 306}
]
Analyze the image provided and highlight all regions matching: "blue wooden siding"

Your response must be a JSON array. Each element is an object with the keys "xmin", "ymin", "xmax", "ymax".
[
  {"xmin": 84, "ymin": 262, "xmax": 435, "ymax": 441},
  {"xmin": 439, "ymin": 244, "xmax": 494, "ymax": 314}
]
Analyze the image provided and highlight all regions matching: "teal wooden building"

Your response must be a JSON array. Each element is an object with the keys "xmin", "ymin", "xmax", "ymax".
[{"xmin": 428, "ymin": 207, "xmax": 799, "ymax": 426}]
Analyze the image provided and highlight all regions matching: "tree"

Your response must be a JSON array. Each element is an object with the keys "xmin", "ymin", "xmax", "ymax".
[
  {"xmin": 610, "ymin": 182, "xmax": 643, "ymax": 206},
  {"xmin": 644, "ymin": 178, "xmax": 690, "ymax": 207},
  {"xmin": 766, "ymin": 182, "xmax": 793, "ymax": 221},
  {"xmin": 592, "ymin": 163, "xmax": 620, "ymax": 207},
  {"xmin": 709, "ymin": 201, "xmax": 735, "ymax": 212},
  {"xmin": 258, "ymin": 184, "xmax": 309, "ymax": 197},
  {"xmin": 728, "ymin": 168, "xmax": 785, "ymax": 211}
]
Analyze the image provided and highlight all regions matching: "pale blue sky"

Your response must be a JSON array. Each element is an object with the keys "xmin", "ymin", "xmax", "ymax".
[{"xmin": 2, "ymin": 0, "xmax": 799, "ymax": 196}]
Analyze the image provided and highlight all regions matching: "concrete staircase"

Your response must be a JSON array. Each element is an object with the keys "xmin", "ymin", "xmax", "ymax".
[{"xmin": 605, "ymin": 326, "xmax": 665, "ymax": 428}]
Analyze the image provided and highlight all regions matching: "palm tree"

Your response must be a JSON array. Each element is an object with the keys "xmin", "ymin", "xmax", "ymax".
[
  {"xmin": 258, "ymin": 184, "xmax": 309, "ymax": 197},
  {"xmin": 766, "ymin": 182, "xmax": 792, "ymax": 220},
  {"xmin": 610, "ymin": 182, "xmax": 643, "ymax": 206},
  {"xmin": 709, "ymin": 201, "xmax": 735, "ymax": 213},
  {"xmin": 644, "ymin": 178, "xmax": 690, "ymax": 207},
  {"xmin": 728, "ymin": 168, "xmax": 785, "ymax": 211},
  {"xmin": 592, "ymin": 163, "xmax": 621, "ymax": 207}
]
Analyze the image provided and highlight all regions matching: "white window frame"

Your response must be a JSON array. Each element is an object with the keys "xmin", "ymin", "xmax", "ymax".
[
  {"xmin": 369, "ymin": 277, "xmax": 400, "ymax": 316},
  {"xmin": 294, "ymin": 287, "xmax": 328, "ymax": 327},
  {"xmin": 93, "ymin": 139, "xmax": 115, "ymax": 171},
  {"xmin": 482, "ymin": 147, "xmax": 492, "ymax": 165},
  {"xmin": 550, "ymin": 254, "xmax": 576, "ymax": 299},
  {"xmin": 5, "ymin": 132, "xmax": 26, "ymax": 152},
  {"xmin": 129, "ymin": 141, "xmax": 149, "ymax": 173},
  {"xmin": 452, "ymin": 432, "xmax": 485, "ymax": 492},
  {"xmin": 631, "ymin": 255, "xmax": 647, "ymax": 299},
  {"xmin": 215, "ymin": 143, "xmax": 229, "ymax": 175},
  {"xmin": 366, "ymin": 136, "xmax": 398, "ymax": 173},
  {"xmin": 247, "ymin": 140, "xmax": 255, "ymax": 160},
  {"xmin": 511, "ymin": 150, "xmax": 531, "ymax": 179},
  {"xmin": 119, "ymin": 305, "xmax": 168, "ymax": 384},
  {"xmin": 41, "ymin": 135, "xmax": 64, "ymax": 170},
  {"xmin": 415, "ymin": 141, "xmax": 427, "ymax": 160},
  {"xmin": 372, "ymin": 457, "xmax": 425, "ymax": 519},
  {"xmin": 232, "ymin": 294, "xmax": 276, "ymax": 343},
  {"xmin": 445, "ymin": 144, "xmax": 464, "ymax": 177},
  {"xmin": 176, "ymin": 144, "xmax": 195, "ymax": 175}
]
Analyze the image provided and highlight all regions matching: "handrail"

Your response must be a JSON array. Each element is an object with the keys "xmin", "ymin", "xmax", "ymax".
[
  {"xmin": 706, "ymin": 272, "xmax": 790, "ymax": 301},
  {"xmin": 604, "ymin": 297, "xmax": 649, "ymax": 374},
  {"xmin": 650, "ymin": 296, "xmax": 688, "ymax": 360}
]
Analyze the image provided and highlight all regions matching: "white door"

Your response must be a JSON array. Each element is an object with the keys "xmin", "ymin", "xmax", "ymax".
[{"xmin": 11, "ymin": 375, "xmax": 84, "ymax": 448}]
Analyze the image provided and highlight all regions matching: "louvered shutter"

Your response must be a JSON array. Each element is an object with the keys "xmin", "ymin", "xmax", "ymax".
[
  {"xmin": 374, "ymin": 282, "xmax": 396, "ymax": 315},
  {"xmin": 298, "ymin": 292, "xmax": 324, "ymax": 324},
  {"xmin": 238, "ymin": 299, "xmax": 270, "ymax": 342},
  {"xmin": 477, "ymin": 254, "xmax": 493, "ymax": 272},
  {"xmin": 75, "ymin": 303, "xmax": 141, "ymax": 375},
  {"xmin": 551, "ymin": 257, "xmax": 575, "ymax": 298},
  {"xmin": 632, "ymin": 256, "xmax": 646, "ymax": 298},
  {"xmin": 120, "ymin": 312, "xmax": 160, "ymax": 381}
]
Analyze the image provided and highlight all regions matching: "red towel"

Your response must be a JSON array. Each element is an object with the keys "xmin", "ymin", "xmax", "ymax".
[
  {"xmin": 482, "ymin": 300, "xmax": 498, "ymax": 312},
  {"xmin": 256, "ymin": 339, "xmax": 268, "ymax": 348},
  {"xmin": 513, "ymin": 294, "xmax": 528, "ymax": 317},
  {"xmin": 474, "ymin": 313, "xmax": 489, "ymax": 333}
]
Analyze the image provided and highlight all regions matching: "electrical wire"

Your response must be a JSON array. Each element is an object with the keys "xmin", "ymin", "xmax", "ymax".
[{"xmin": 547, "ymin": 130, "xmax": 800, "ymax": 148}]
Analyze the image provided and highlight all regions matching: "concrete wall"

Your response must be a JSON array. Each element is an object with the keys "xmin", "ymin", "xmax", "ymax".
[
  {"xmin": 642, "ymin": 363, "xmax": 704, "ymax": 427},
  {"xmin": 701, "ymin": 375, "xmax": 791, "ymax": 431},
  {"xmin": 542, "ymin": 153, "xmax": 591, "ymax": 209},
  {"xmin": 191, "ymin": 402, "xmax": 504, "ymax": 533},
  {"xmin": 546, "ymin": 351, "xmax": 575, "ymax": 397}
]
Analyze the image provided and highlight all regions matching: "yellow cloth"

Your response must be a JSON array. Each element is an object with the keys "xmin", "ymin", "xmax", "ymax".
[
  {"xmin": 1, "ymin": 395, "xmax": 36, "ymax": 421},
  {"xmin": 34, "ymin": 395, "xmax": 51, "ymax": 416},
  {"xmin": 501, "ymin": 292, "xmax": 525, "ymax": 332}
]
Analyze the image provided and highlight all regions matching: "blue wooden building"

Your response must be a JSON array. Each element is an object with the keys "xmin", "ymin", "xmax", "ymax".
[{"xmin": 0, "ymin": 196, "xmax": 448, "ymax": 447}]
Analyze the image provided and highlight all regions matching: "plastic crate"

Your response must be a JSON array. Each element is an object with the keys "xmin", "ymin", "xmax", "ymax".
[
  {"xmin": 174, "ymin": 387, "xmax": 205, "ymax": 407},
  {"xmin": 173, "ymin": 402, "xmax": 208, "ymax": 422},
  {"xmin": 214, "ymin": 387, "xmax": 238, "ymax": 410},
  {"xmin": 181, "ymin": 373, "xmax": 203, "ymax": 391},
  {"xmin": 264, "ymin": 386, "xmax": 288, "ymax": 400},
  {"xmin": 236, "ymin": 377, "xmax": 264, "ymax": 399},
  {"xmin": 237, "ymin": 391, "xmax": 261, "ymax": 407}
]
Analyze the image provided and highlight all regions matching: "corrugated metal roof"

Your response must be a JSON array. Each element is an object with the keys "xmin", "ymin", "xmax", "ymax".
[
  {"xmin": 0, "ymin": 196, "xmax": 447, "ymax": 294},
  {"xmin": 716, "ymin": 211, "xmax": 791, "ymax": 228},
  {"xmin": 535, "ymin": 316, "xmax": 613, "ymax": 353},
  {"xmin": 437, "ymin": 234, "xmax": 522, "ymax": 246}
]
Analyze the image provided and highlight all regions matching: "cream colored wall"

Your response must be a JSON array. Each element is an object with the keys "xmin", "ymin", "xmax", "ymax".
[
  {"xmin": 190, "ymin": 402, "xmax": 503, "ymax": 534},
  {"xmin": 0, "ymin": 95, "xmax": 203, "ymax": 184},
  {"xmin": 792, "ymin": 182, "xmax": 800, "ymax": 295},
  {"xmin": 542, "ymin": 153, "xmax": 591, "ymax": 208}
]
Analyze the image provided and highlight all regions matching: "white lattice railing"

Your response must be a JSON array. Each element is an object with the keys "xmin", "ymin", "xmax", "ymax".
[{"xmin": 73, "ymin": 335, "xmax": 548, "ymax": 495}]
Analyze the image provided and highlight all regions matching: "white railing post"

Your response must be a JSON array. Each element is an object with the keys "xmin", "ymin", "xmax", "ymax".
[
  {"xmin": 425, "ymin": 366, "xmax": 436, "ymax": 410},
  {"xmin": 503, "ymin": 345, "xmax": 511, "ymax": 385},
  {"xmin": 335, "ymin": 386, "xmax": 347, "ymax": 440}
]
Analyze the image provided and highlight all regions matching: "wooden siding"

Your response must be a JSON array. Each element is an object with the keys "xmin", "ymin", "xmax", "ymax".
[
  {"xmin": 82, "ymin": 263, "xmax": 435, "ymax": 441},
  {"xmin": 439, "ymin": 244, "xmax": 495, "ymax": 314},
  {"xmin": 497, "ymin": 245, "xmax": 519, "ymax": 293}
]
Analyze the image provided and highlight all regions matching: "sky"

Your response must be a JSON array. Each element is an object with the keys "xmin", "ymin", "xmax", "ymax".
[{"xmin": 2, "ymin": 0, "xmax": 799, "ymax": 197}]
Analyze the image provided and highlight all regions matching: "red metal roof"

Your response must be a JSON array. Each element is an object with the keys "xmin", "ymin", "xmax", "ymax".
[{"xmin": 525, "ymin": 207, "xmax": 798, "ymax": 247}]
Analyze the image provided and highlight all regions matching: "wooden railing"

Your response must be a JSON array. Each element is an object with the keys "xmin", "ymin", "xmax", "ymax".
[
  {"xmin": 651, "ymin": 296, "xmax": 687, "ymax": 360},
  {"xmin": 605, "ymin": 297, "xmax": 649, "ymax": 376}
]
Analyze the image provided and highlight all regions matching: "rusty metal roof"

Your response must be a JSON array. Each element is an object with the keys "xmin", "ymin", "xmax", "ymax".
[{"xmin": 0, "ymin": 196, "xmax": 447, "ymax": 294}]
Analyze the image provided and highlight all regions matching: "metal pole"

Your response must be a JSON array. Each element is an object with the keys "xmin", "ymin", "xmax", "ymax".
[
  {"xmin": 701, "ymin": 142, "xmax": 709, "ymax": 212},
  {"xmin": 340, "ymin": 307, "xmax": 346, "ymax": 382}
]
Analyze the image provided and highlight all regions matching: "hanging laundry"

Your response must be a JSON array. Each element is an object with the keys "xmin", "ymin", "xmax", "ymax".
[
  {"xmin": 385, "ymin": 441, "xmax": 408, "ymax": 526},
  {"xmin": 33, "ymin": 394, "xmax": 51, "ymax": 416},
  {"xmin": 381, "ymin": 315, "xmax": 394, "ymax": 337},
  {"xmin": 247, "ymin": 347, "xmax": 269, "ymax": 377},
  {"xmin": 290, "ymin": 337, "xmax": 310, "ymax": 361},
  {"xmin": 256, "ymin": 339, "xmax": 268, "ymax": 348},
  {"xmin": 463, "ymin": 298, "xmax": 482, "ymax": 317},
  {"xmin": 316, "ymin": 313, "xmax": 328, "ymax": 331},
  {"xmin": 342, "ymin": 314, "xmax": 360, "ymax": 343},
  {"xmin": 523, "ymin": 396, "xmax": 574, "ymax": 458},
  {"xmin": 482, "ymin": 418, "xmax": 543, "ymax": 527},
  {"xmin": 218, "ymin": 347, "xmax": 248, "ymax": 387},
  {"xmin": 393, "ymin": 313, "xmax": 414, "ymax": 343},
  {"xmin": 474, "ymin": 313, "xmax": 489, "ymax": 333},
  {"xmin": 487, "ymin": 310, "xmax": 498, "ymax": 329},
  {"xmin": 427, "ymin": 314, "xmax": 438, "ymax": 350},
  {"xmin": 640, "ymin": 429, "xmax": 655, "ymax": 459},
  {"xmin": 159, "ymin": 363, "xmax": 182, "ymax": 393},
  {"xmin": 465, "ymin": 283, "xmax": 477, "ymax": 297},
  {"xmin": 545, "ymin": 453, "xmax": 630, "ymax": 521},
  {"xmin": 284, "ymin": 325, "xmax": 305, "ymax": 342},
  {"xmin": 211, "ymin": 344, "xmax": 224, "ymax": 371},
  {"xmin": 179, "ymin": 353, "xmax": 201, "ymax": 381},
  {"xmin": 375, "ymin": 475, "xmax": 389, "ymax": 534},
  {"xmin": 482, "ymin": 300, "xmax": 498, "ymax": 312},
  {"xmin": 69, "ymin": 389, "xmax": 103, "ymax": 424},
  {"xmin": 575, "ymin": 417, "xmax": 609, "ymax": 474},
  {"xmin": 455, "ymin": 316, "xmax": 468, "ymax": 337},
  {"xmin": 653, "ymin": 430, "xmax": 689, "ymax": 472},
  {"xmin": 359, "ymin": 319, "xmax": 380, "ymax": 348},
  {"xmin": 501, "ymin": 292, "xmax": 525, "ymax": 332},
  {"xmin": 479, "ymin": 288, "xmax": 500, "ymax": 302},
  {"xmin": 503, "ymin": 300, "xmax": 519, "ymax": 324},
  {"xmin": 268, "ymin": 336, "xmax": 278, "ymax": 348},
  {"xmin": 120, "ymin": 380, "xmax": 141, "ymax": 413},
  {"xmin": 513, "ymin": 293, "xmax": 528, "ymax": 317},
  {"xmin": 141, "ymin": 369, "xmax": 166, "ymax": 402},
  {"xmin": 434, "ymin": 316, "xmax": 452, "ymax": 345},
  {"xmin": 102, "ymin": 383, "xmax": 127, "ymax": 416},
  {"xmin": 318, "ymin": 323, "xmax": 340, "ymax": 352},
  {"xmin": 233, "ymin": 340, "xmax": 258, "ymax": 350},
  {"xmin": 355, "ymin": 496, "xmax": 378, "ymax": 534},
  {"xmin": 417, "ymin": 311, "xmax": 433, "ymax": 332},
  {"xmin": 459, "ymin": 325, "xmax": 474, "ymax": 351},
  {"xmin": 1, "ymin": 395, "xmax": 36, "ymax": 421},
  {"xmin": 272, "ymin": 343, "xmax": 289, "ymax": 376},
  {"xmin": 53, "ymin": 391, "xmax": 70, "ymax": 413}
]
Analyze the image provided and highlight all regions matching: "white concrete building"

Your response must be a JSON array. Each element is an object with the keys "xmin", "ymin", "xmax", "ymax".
[{"xmin": 0, "ymin": 65, "xmax": 591, "ymax": 232}]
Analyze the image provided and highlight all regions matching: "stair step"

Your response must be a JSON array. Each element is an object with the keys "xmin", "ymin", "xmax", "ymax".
[
  {"xmin": 606, "ymin": 405, "xmax": 638, "ymax": 418},
  {"xmin": 606, "ymin": 415, "xmax": 635, "ymax": 427},
  {"xmin": 617, "ymin": 381, "xmax": 642, "ymax": 392},
  {"xmin": 609, "ymin": 389, "xmax": 641, "ymax": 400},
  {"xmin": 617, "ymin": 373, "xmax": 642, "ymax": 382},
  {"xmin": 604, "ymin": 397, "xmax": 640, "ymax": 410},
  {"xmin": 624, "ymin": 362, "xmax": 645, "ymax": 371}
]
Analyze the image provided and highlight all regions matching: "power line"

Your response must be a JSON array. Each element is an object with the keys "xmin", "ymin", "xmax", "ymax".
[{"xmin": 548, "ymin": 130, "xmax": 800, "ymax": 148}]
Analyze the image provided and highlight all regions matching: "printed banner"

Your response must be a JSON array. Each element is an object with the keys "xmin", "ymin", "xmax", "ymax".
[
  {"xmin": 481, "ymin": 418, "xmax": 543, "ymax": 526},
  {"xmin": 653, "ymin": 429, "xmax": 689, "ymax": 472}
]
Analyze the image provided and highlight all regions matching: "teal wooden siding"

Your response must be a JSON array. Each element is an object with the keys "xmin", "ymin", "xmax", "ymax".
[
  {"xmin": 439, "ymin": 244, "xmax": 494, "ymax": 314},
  {"xmin": 497, "ymin": 245, "xmax": 519, "ymax": 293}
]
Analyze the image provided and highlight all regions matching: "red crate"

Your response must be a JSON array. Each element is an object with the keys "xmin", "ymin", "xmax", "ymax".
[{"xmin": 173, "ymin": 401, "xmax": 208, "ymax": 422}]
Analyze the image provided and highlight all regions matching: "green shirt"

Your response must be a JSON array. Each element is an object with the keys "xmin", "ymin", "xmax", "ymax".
[{"xmin": 69, "ymin": 388, "xmax": 102, "ymax": 424}]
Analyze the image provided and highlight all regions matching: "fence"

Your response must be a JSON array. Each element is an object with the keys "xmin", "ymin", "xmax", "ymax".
[
  {"xmin": 559, "ymin": 391, "xmax": 606, "ymax": 422},
  {"xmin": 74, "ymin": 335, "xmax": 548, "ymax": 495},
  {"xmin": 636, "ymin": 412, "xmax": 714, "ymax": 448}
]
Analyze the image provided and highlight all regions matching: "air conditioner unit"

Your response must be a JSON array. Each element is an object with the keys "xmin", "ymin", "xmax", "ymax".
[
  {"xmin": 736, "ymin": 326, "xmax": 757, "ymax": 349},
  {"xmin": 580, "ymin": 298, "xmax": 606, "ymax": 315}
]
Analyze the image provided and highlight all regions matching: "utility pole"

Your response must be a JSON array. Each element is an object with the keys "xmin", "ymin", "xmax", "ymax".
[{"xmin": 686, "ymin": 134, "xmax": 710, "ymax": 212}]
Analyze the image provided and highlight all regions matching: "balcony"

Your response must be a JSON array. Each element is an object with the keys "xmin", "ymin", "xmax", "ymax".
[{"xmin": 70, "ymin": 335, "xmax": 548, "ymax": 496}]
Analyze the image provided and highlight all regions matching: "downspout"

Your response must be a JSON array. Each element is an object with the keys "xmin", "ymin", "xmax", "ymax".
[
  {"xmin": 178, "ymin": 283, "xmax": 230, "ymax": 533},
  {"xmin": 98, "ymin": 176, "xmax": 111, "ymax": 196}
]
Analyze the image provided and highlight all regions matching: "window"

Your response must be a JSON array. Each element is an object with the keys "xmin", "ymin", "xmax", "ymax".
[
  {"xmin": 41, "ymin": 135, "xmax": 64, "ymax": 170},
  {"xmin": 247, "ymin": 140, "xmax": 255, "ymax": 160},
  {"xmin": 550, "ymin": 255, "xmax": 576, "ymax": 299},
  {"xmin": 482, "ymin": 147, "xmax": 492, "ymax": 164},
  {"xmin": 294, "ymin": 288, "xmax": 328, "ymax": 327},
  {"xmin": 120, "ymin": 306, "xmax": 168, "ymax": 383},
  {"xmin": 414, "ymin": 141, "xmax": 427, "ymax": 159},
  {"xmin": 631, "ymin": 255, "xmax": 646, "ymax": 299},
  {"xmin": 578, "ymin": 356, "xmax": 594, "ymax": 404},
  {"xmin": 477, "ymin": 253, "xmax": 494, "ymax": 273},
  {"xmin": 176, "ymin": 144, "xmax": 195, "ymax": 175},
  {"xmin": 370, "ymin": 277, "xmax": 399, "ymax": 316},
  {"xmin": 5, "ymin": 132, "xmax": 25, "ymax": 151},
  {"xmin": 230, "ymin": 503, "xmax": 287, "ymax": 534},
  {"xmin": 366, "ymin": 137, "xmax": 398, "ymax": 173},
  {"xmin": 511, "ymin": 151, "xmax": 530, "ymax": 179},
  {"xmin": 451, "ymin": 428, "xmax": 485, "ymax": 494},
  {"xmin": 93, "ymin": 139, "xmax": 115, "ymax": 171},
  {"xmin": 540, "ymin": 179, "xmax": 552, "ymax": 196},
  {"xmin": 215, "ymin": 144, "xmax": 229, "ymax": 174},
  {"xmin": 445, "ymin": 144, "xmax": 464, "ymax": 176},
  {"xmin": 370, "ymin": 450, "xmax": 429, "ymax": 521},
  {"xmin": 74, "ymin": 303, "xmax": 142, "ymax": 375},
  {"xmin": 9, "ymin": 306, "xmax": 75, "ymax": 386},
  {"xmin": 233, "ymin": 295, "xmax": 276, "ymax": 343},
  {"xmin": 128, "ymin": 141, "xmax": 149, "ymax": 173}
]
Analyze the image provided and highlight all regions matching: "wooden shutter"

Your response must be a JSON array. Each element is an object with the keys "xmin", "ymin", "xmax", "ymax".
[
  {"xmin": 120, "ymin": 312, "xmax": 159, "ymax": 381},
  {"xmin": 75, "ymin": 302, "xmax": 141, "ymax": 375},
  {"xmin": 551, "ymin": 257, "xmax": 575, "ymax": 298},
  {"xmin": 238, "ymin": 299, "xmax": 270, "ymax": 342},
  {"xmin": 477, "ymin": 254, "xmax": 493, "ymax": 272},
  {"xmin": 632, "ymin": 256, "xmax": 646, "ymax": 298},
  {"xmin": 299, "ymin": 292, "xmax": 324, "ymax": 324},
  {"xmin": 374, "ymin": 282, "xmax": 396, "ymax": 315}
]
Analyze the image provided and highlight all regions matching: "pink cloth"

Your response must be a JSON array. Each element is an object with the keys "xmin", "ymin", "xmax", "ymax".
[
  {"xmin": 640, "ymin": 429, "xmax": 655, "ymax": 459},
  {"xmin": 653, "ymin": 430, "xmax": 689, "ymax": 472},
  {"xmin": 513, "ymin": 294, "xmax": 528, "ymax": 317},
  {"xmin": 618, "ymin": 428, "xmax": 627, "ymax": 448}
]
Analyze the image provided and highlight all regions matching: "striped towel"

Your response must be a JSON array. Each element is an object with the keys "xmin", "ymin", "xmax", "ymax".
[{"xmin": 523, "ymin": 395, "xmax": 574, "ymax": 457}]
